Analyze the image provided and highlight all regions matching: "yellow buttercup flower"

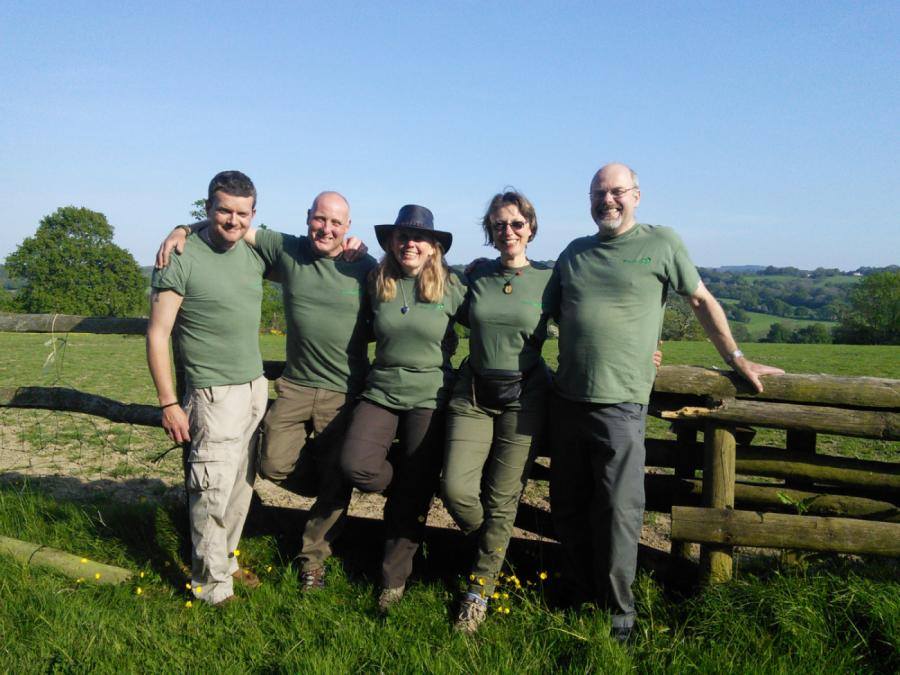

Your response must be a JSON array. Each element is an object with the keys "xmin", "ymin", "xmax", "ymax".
[
  {"xmin": 233, "ymin": 549, "xmax": 241, "ymax": 558},
  {"xmin": 80, "ymin": 558, "xmax": 88, "ymax": 564},
  {"xmin": 539, "ymin": 571, "xmax": 548, "ymax": 581},
  {"xmin": 135, "ymin": 587, "xmax": 143, "ymax": 596},
  {"xmin": 140, "ymin": 572, "xmax": 145, "ymax": 579},
  {"xmin": 503, "ymin": 607, "xmax": 510, "ymax": 614},
  {"xmin": 185, "ymin": 600, "xmax": 193, "ymax": 608},
  {"xmin": 196, "ymin": 586, "xmax": 203, "ymax": 594},
  {"xmin": 94, "ymin": 573, "xmax": 101, "ymax": 580},
  {"xmin": 76, "ymin": 578, "xmax": 84, "ymax": 584},
  {"xmin": 502, "ymin": 593, "xmax": 509, "ymax": 599},
  {"xmin": 469, "ymin": 574, "xmax": 476, "ymax": 581},
  {"xmin": 185, "ymin": 582, "xmax": 192, "ymax": 590},
  {"xmin": 492, "ymin": 592, "xmax": 500, "ymax": 600},
  {"xmin": 478, "ymin": 578, "xmax": 485, "ymax": 586}
]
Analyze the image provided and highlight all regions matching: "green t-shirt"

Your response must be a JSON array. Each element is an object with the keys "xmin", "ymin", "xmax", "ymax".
[
  {"xmin": 151, "ymin": 236, "xmax": 265, "ymax": 390},
  {"xmin": 462, "ymin": 259, "xmax": 553, "ymax": 373},
  {"xmin": 363, "ymin": 274, "xmax": 466, "ymax": 410},
  {"xmin": 254, "ymin": 229, "xmax": 376, "ymax": 394},
  {"xmin": 549, "ymin": 224, "xmax": 701, "ymax": 405}
]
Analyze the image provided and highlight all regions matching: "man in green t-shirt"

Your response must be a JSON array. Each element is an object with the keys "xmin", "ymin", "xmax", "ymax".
[
  {"xmin": 147, "ymin": 171, "xmax": 269, "ymax": 606},
  {"xmin": 548, "ymin": 163, "xmax": 784, "ymax": 641},
  {"xmin": 158, "ymin": 191, "xmax": 375, "ymax": 592}
]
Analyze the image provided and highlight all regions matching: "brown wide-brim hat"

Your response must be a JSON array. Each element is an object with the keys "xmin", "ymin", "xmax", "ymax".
[{"xmin": 374, "ymin": 204, "xmax": 453, "ymax": 254}]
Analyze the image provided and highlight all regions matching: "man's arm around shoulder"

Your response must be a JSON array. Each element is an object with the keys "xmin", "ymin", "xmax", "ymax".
[
  {"xmin": 146, "ymin": 289, "xmax": 191, "ymax": 442},
  {"xmin": 688, "ymin": 281, "xmax": 785, "ymax": 393}
]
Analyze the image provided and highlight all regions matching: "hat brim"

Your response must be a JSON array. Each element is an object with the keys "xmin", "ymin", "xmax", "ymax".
[{"xmin": 374, "ymin": 224, "xmax": 453, "ymax": 254}]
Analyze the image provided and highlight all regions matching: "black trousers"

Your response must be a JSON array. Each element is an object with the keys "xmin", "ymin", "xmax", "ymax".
[{"xmin": 340, "ymin": 399, "xmax": 445, "ymax": 589}]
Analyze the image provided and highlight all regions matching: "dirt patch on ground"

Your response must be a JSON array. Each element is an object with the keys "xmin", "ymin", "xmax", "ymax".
[{"xmin": 0, "ymin": 409, "xmax": 674, "ymax": 556}]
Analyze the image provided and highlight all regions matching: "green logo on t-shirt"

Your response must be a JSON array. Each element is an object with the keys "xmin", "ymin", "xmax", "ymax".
[{"xmin": 623, "ymin": 257, "xmax": 652, "ymax": 265}]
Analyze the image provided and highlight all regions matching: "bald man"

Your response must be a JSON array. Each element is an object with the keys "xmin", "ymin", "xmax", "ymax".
[
  {"xmin": 159, "ymin": 192, "xmax": 377, "ymax": 591},
  {"xmin": 547, "ymin": 163, "xmax": 783, "ymax": 641}
]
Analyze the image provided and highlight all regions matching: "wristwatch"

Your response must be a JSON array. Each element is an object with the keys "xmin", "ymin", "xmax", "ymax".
[
  {"xmin": 178, "ymin": 224, "xmax": 193, "ymax": 236},
  {"xmin": 724, "ymin": 349, "xmax": 744, "ymax": 365}
]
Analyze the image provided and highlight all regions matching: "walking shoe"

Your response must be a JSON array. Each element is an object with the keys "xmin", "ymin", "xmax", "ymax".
[
  {"xmin": 212, "ymin": 594, "xmax": 239, "ymax": 608},
  {"xmin": 610, "ymin": 625, "xmax": 633, "ymax": 644},
  {"xmin": 453, "ymin": 595, "xmax": 487, "ymax": 634},
  {"xmin": 232, "ymin": 568, "xmax": 261, "ymax": 590},
  {"xmin": 376, "ymin": 585, "xmax": 405, "ymax": 614},
  {"xmin": 299, "ymin": 566, "xmax": 326, "ymax": 592}
]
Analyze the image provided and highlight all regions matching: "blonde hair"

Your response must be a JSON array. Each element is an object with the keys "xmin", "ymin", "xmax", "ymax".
[{"xmin": 373, "ymin": 239, "xmax": 451, "ymax": 304}]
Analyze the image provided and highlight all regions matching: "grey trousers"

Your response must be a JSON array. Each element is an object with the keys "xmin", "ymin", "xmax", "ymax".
[
  {"xmin": 549, "ymin": 395, "xmax": 647, "ymax": 629},
  {"xmin": 258, "ymin": 377, "xmax": 353, "ymax": 572},
  {"xmin": 184, "ymin": 376, "xmax": 268, "ymax": 604},
  {"xmin": 441, "ymin": 365, "xmax": 547, "ymax": 596}
]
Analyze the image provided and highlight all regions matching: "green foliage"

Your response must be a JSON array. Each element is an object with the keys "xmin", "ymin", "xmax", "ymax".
[
  {"xmin": 259, "ymin": 281, "xmax": 286, "ymax": 333},
  {"xmin": 661, "ymin": 295, "xmax": 706, "ymax": 341},
  {"xmin": 791, "ymin": 324, "xmax": 832, "ymax": 344},
  {"xmin": 5, "ymin": 207, "xmax": 146, "ymax": 317},
  {"xmin": 833, "ymin": 271, "xmax": 900, "ymax": 345},
  {"xmin": 0, "ymin": 287, "xmax": 16, "ymax": 312},
  {"xmin": 765, "ymin": 322, "xmax": 795, "ymax": 343},
  {"xmin": 189, "ymin": 198, "xmax": 206, "ymax": 222}
]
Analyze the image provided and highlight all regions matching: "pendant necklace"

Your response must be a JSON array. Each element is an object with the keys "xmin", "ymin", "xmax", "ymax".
[
  {"xmin": 502, "ymin": 268, "xmax": 523, "ymax": 295},
  {"xmin": 399, "ymin": 279, "xmax": 411, "ymax": 314}
]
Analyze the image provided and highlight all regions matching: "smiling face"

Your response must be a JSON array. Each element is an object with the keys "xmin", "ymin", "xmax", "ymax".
[
  {"xmin": 590, "ymin": 163, "xmax": 641, "ymax": 236},
  {"xmin": 307, "ymin": 192, "xmax": 351, "ymax": 258},
  {"xmin": 206, "ymin": 191, "xmax": 256, "ymax": 249},
  {"xmin": 390, "ymin": 229, "xmax": 436, "ymax": 277},
  {"xmin": 490, "ymin": 203, "xmax": 533, "ymax": 264}
]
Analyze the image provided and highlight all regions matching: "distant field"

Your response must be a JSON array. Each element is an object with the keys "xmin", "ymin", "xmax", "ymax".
[
  {"xmin": 718, "ymin": 298, "xmax": 836, "ymax": 340},
  {"xmin": 742, "ymin": 274, "xmax": 860, "ymax": 286}
]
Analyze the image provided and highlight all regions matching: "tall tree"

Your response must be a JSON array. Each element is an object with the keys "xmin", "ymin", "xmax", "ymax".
[
  {"xmin": 5, "ymin": 206, "xmax": 147, "ymax": 316},
  {"xmin": 833, "ymin": 271, "xmax": 900, "ymax": 345}
]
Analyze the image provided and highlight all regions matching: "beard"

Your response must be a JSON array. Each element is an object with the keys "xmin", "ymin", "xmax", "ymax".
[{"xmin": 593, "ymin": 206, "xmax": 622, "ymax": 234}]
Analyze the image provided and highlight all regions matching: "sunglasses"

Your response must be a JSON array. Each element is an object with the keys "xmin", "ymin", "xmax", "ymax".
[{"xmin": 491, "ymin": 220, "xmax": 528, "ymax": 233}]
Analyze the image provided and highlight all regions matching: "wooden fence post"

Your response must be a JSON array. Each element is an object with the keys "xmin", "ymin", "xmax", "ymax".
[
  {"xmin": 700, "ymin": 423, "xmax": 736, "ymax": 583},
  {"xmin": 673, "ymin": 424, "xmax": 698, "ymax": 561}
]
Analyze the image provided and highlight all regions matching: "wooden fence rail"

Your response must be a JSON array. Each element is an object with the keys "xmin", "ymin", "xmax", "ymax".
[{"xmin": 2, "ymin": 312, "xmax": 898, "ymax": 585}]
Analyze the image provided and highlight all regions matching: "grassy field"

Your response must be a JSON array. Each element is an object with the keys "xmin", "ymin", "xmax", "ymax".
[
  {"xmin": 0, "ymin": 333, "xmax": 898, "ymax": 671},
  {"xmin": 718, "ymin": 299, "xmax": 837, "ymax": 340}
]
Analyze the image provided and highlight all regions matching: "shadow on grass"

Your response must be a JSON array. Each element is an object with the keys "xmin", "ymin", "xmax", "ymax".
[{"xmin": 19, "ymin": 474, "xmax": 893, "ymax": 610}]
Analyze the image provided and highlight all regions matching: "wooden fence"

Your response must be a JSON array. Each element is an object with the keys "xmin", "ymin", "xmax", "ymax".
[{"xmin": 2, "ymin": 312, "xmax": 898, "ymax": 584}]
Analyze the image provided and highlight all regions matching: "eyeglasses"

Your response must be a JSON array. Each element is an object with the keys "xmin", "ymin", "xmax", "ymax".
[
  {"xmin": 491, "ymin": 220, "xmax": 528, "ymax": 233},
  {"xmin": 589, "ymin": 186, "xmax": 638, "ymax": 200}
]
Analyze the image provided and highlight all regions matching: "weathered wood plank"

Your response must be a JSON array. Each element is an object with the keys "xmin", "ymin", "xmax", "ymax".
[
  {"xmin": 671, "ymin": 506, "xmax": 900, "ymax": 556},
  {"xmin": 646, "ymin": 439, "xmax": 900, "ymax": 491},
  {"xmin": 653, "ymin": 365, "xmax": 900, "ymax": 409},
  {"xmin": 660, "ymin": 399, "xmax": 900, "ymax": 440},
  {"xmin": 0, "ymin": 535, "xmax": 133, "ymax": 584},
  {"xmin": 0, "ymin": 386, "xmax": 162, "ymax": 427},
  {"xmin": 644, "ymin": 475, "xmax": 900, "ymax": 522},
  {"xmin": 0, "ymin": 312, "xmax": 148, "ymax": 335}
]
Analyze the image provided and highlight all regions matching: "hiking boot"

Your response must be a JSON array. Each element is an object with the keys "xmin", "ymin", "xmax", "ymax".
[
  {"xmin": 299, "ymin": 566, "xmax": 326, "ymax": 592},
  {"xmin": 376, "ymin": 585, "xmax": 405, "ymax": 614},
  {"xmin": 453, "ymin": 596, "xmax": 487, "ymax": 634},
  {"xmin": 232, "ymin": 568, "xmax": 261, "ymax": 590}
]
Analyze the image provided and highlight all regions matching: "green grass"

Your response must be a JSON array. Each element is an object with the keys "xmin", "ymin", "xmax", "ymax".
[
  {"xmin": 0, "ymin": 485, "xmax": 896, "ymax": 672},
  {"xmin": 718, "ymin": 300, "xmax": 837, "ymax": 340},
  {"xmin": 1, "ymin": 333, "xmax": 898, "ymax": 671}
]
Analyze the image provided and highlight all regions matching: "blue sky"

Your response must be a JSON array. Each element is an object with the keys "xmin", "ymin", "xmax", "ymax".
[{"xmin": 2, "ymin": 1, "xmax": 897, "ymax": 270}]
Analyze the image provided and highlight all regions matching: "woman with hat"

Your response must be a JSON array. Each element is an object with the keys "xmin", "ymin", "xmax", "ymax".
[
  {"xmin": 339, "ymin": 204, "xmax": 465, "ymax": 613},
  {"xmin": 439, "ymin": 190, "xmax": 554, "ymax": 633}
]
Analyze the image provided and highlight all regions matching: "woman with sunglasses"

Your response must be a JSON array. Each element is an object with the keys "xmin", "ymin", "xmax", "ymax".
[
  {"xmin": 340, "ymin": 204, "xmax": 465, "ymax": 614},
  {"xmin": 440, "ymin": 190, "xmax": 554, "ymax": 633}
]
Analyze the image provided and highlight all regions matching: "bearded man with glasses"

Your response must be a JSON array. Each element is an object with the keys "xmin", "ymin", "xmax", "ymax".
[{"xmin": 546, "ymin": 162, "xmax": 784, "ymax": 642}]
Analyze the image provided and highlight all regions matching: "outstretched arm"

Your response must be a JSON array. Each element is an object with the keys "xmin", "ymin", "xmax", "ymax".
[
  {"xmin": 155, "ymin": 220, "xmax": 259, "ymax": 268},
  {"xmin": 688, "ymin": 281, "xmax": 785, "ymax": 393},
  {"xmin": 146, "ymin": 289, "xmax": 191, "ymax": 442}
]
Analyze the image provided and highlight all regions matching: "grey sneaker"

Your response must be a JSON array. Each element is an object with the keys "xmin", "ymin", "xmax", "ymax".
[
  {"xmin": 454, "ymin": 596, "xmax": 487, "ymax": 634},
  {"xmin": 377, "ymin": 585, "xmax": 405, "ymax": 614},
  {"xmin": 299, "ymin": 567, "xmax": 326, "ymax": 592}
]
